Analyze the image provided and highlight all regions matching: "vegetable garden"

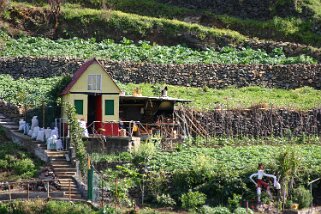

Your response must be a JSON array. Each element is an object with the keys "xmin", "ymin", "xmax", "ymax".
[
  {"xmin": 0, "ymin": 34, "xmax": 316, "ymax": 65},
  {"xmin": 90, "ymin": 141, "xmax": 321, "ymax": 212}
]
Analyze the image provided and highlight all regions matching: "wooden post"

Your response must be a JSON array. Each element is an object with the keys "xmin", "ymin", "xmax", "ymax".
[
  {"xmin": 115, "ymin": 178, "xmax": 118, "ymax": 207},
  {"xmin": 69, "ymin": 180, "xmax": 71, "ymax": 201},
  {"xmin": 27, "ymin": 182, "xmax": 29, "ymax": 200},
  {"xmin": 246, "ymin": 201, "xmax": 249, "ymax": 214},
  {"xmin": 8, "ymin": 183, "xmax": 11, "ymax": 201},
  {"xmin": 47, "ymin": 181, "xmax": 50, "ymax": 199},
  {"xmin": 42, "ymin": 100, "xmax": 45, "ymax": 127},
  {"xmin": 101, "ymin": 179, "xmax": 104, "ymax": 207}
]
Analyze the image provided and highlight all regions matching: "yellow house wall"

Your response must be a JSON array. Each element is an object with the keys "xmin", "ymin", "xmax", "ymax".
[
  {"xmin": 102, "ymin": 95, "xmax": 119, "ymax": 121},
  {"xmin": 61, "ymin": 94, "xmax": 88, "ymax": 121},
  {"xmin": 70, "ymin": 62, "xmax": 121, "ymax": 94}
]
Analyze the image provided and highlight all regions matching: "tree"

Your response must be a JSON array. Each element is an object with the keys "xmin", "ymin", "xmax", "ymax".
[{"xmin": 48, "ymin": 0, "xmax": 63, "ymax": 37}]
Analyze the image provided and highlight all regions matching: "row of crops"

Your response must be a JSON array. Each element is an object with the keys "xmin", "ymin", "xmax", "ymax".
[
  {"xmin": 0, "ymin": 33, "xmax": 316, "ymax": 64},
  {"xmin": 92, "ymin": 144, "xmax": 321, "ymax": 209}
]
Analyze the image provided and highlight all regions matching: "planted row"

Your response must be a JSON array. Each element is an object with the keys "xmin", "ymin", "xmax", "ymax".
[{"xmin": 1, "ymin": 34, "xmax": 316, "ymax": 64}]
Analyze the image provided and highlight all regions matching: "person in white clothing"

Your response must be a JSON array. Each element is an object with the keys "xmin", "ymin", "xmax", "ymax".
[{"xmin": 249, "ymin": 163, "xmax": 280, "ymax": 203}]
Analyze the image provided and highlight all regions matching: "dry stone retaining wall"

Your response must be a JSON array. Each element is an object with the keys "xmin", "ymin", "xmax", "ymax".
[
  {"xmin": 1, "ymin": 57, "xmax": 321, "ymax": 89},
  {"xmin": 193, "ymin": 108, "xmax": 321, "ymax": 137}
]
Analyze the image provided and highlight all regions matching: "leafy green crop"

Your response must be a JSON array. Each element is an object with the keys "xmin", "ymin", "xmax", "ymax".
[
  {"xmin": 0, "ymin": 75, "xmax": 69, "ymax": 106},
  {"xmin": 1, "ymin": 34, "xmax": 316, "ymax": 64}
]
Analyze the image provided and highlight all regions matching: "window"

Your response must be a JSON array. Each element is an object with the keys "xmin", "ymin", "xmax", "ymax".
[
  {"xmin": 74, "ymin": 100, "xmax": 83, "ymax": 115},
  {"xmin": 105, "ymin": 100, "xmax": 114, "ymax": 115},
  {"xmin": 88, "ymin": 75, "xmax": 101, "ymax": 90}
]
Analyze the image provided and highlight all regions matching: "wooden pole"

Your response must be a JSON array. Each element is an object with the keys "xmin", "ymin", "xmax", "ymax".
[
  {"xmin": 69, "ymin": 180, "xmax": 71, "ymax": 201},
  {"xmin": 101, "ymin": 179, "xmax": 104, "ymax": 207},
  {"xmin": 27, "ymin": 182, "xmax": 29, "ymax": 200},
  {"xmin": 47, "ymin": 181, "xmax": 50, "ymax": 199},
  {"xmin": 8, "ymin": 183, "xmax": 11, "ymax": 201}
]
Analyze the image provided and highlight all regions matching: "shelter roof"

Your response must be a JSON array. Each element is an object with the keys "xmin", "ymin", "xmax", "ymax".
[
  {"xmin": 61, "ymin": 58, "xmax": 121, "ymax": 95},
  {"xmin": 120, "ymin": 95, "xmax": 190, "ymax": 103}
]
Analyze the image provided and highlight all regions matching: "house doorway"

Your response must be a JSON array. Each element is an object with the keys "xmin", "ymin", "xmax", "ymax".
[{"xmin": 87, "ymin": 94, "xmax": 102, "ymax": 133}]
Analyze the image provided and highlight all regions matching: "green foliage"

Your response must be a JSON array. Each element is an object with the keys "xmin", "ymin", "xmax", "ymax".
[
  {"xmin": 0, "ymin": 142, "xmax": 40, "ymax": 180},
  {"xmin": 227, "ymin": 194, "xmax": 241, "ymax": 212},
  {"xmin": 233, "ymin": 207, "xmax": 254, "ymax": 214},
  {"xmin": 0, "ymin": 199, "xmax": 97, "ymax": 213},
  {"xmin": 156, "ymin": 194, "xmax": 176, "ymax": 207},
  {"xmin": 291, "ymin": 186, "xmax": 313, "ymax": 209},
  {"xmin": 63, "ymin": 102, "xmax": 87, "ymax": 175},
  {"xmin": 276, "ymin": 148, "xmax": 300, "ymax": 203},
  {"xmin": 61, "ymin": 0, "xmax": 321, "ymax": 47},
  {"xmin": 103, "ymin": 164, "xmax": 141, "ymax": 207},
  {"xmin": 132, "ymin": 142, "xmax": 156, "ymax": 163},
  {"xmin": 100, "ymin": 205, "xmax": 120, "ymax": 214},
  {"xmin": 180, "ymin": 190, "xmax": 207, "ymax": 209},
  {"xmin": 146, "ymin": 145, "xmax": 321, "ymax": 204},
  {"xmin": 1, "ymin": 34, "xmax": 316, "ymax": 64},
  {"xmin": 12, "ymin": 158, "xmax": 36, "ymax": 177},
  {"xmin": 0, "ymin": 74, "xmax": 69, "ymax": 106},
  {"xmin": 200, "ymin": 205, "xmax": 231, "ymax": 214}
]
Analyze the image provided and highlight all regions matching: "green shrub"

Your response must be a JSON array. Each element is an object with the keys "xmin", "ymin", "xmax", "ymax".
[
  {"xmin": 0, "ymin": 159, "xmax": 8, "ymax": 169},
  {"xmin": 12, "ymin": 158, "xmax": 36, "ymax": 175},
  {"xmin": 234, "ymin": 207, "xmax": 254, "ymax": 214},
  {"xmin": 292, "ymin": 186, "xmax": 313, "ymax": 209},
  {"xmin": 156, "ymin": 194, "xmax": 176, "ymax": 207},
  {"xmin": 132, "ymin": 142, "xmax": 156, "ymax": 163},
  {"xmin": 200, "ymin": 205, "xmax": 231, "ymax": 214},
  {"xmin": 227, "ymin": 194, "xmax": 241, "ymax": 212},
  {"xmin": 180, "ymin": 190, "xmax": 207, "ymax": 209}
]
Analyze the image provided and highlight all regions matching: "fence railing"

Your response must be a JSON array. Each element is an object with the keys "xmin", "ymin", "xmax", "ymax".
[{"xmin": 0, "ymin": 179, "xmax": 74, "ymax": 201}]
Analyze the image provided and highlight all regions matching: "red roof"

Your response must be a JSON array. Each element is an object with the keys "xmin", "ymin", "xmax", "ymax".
[{"xmin": 61, "ymin": 58, "xmax": 120, "ymax": 95}]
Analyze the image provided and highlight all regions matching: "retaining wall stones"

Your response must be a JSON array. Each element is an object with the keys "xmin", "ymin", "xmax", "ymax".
[
  {"xmin": 193, "ymin": 108, "xmax": 321, "ymax": 137},
  {"xmin": 1, "ymin": 57, "xmax": 321, "ymax": 89},
  {"xmin": 0, "ymin": 100, "xmax": 23, "ymax": 122}
]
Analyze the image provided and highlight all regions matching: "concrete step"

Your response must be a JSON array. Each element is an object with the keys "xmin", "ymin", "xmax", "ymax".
[
  {"xmin": 51, "ymin": 163, "xmax": 72, "ymax": 168},
  {"xmin": 46, "ymin": 152, "xmax": 68, "ymax": 157},
  {"xmin": 49, "ymin": 157, "xmax": 68, "ymax": 162},
  {"xmin": 60, "ymin": 184, "xmax": 77, "ymax": 188},
  {"xmin": 54, "ymin": 168, "xmax": 77, "ymax": 172},
  {"xmin": 2, "ymin": 124, "xmax": 19, "ymax": 130},
  {"xmin": 0, "ymin": 118, "xmax": 13, "ymax": 122},
  {"xmin": 62, "ymin": 190, "xmax": 79, "ymax": 194},
  {"xmin": 63, "ymin": 193, "xmax": 82, "ymax": 199},
  {"xmin": 47, "ymin": 154, "xmax": 66, "ymax": 158},
  {"xmin": 55, "ymin": 172, "xmax": 76, "ymax": 177}
]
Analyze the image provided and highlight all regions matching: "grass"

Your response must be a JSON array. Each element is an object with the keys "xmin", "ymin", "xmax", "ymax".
[
  {"xmin": 118, "ymin": 83, "xmax": 321, "ymax": 110},
  {"xmin": 81, "ymin": 0, "xmax": 321, "ymax": 47},
  {"xmin": 0, "ymin": 74, "xmax": 320, "ymax": 111},
  {"xmin": 0, "ymin": 129, "xmax": 41, "ymax": 181},
  {"xmin": 60, "ymin": 5, "xmax": 246, "ymax": 42}
]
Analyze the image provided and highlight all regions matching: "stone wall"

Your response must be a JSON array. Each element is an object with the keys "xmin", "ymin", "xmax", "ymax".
[
  {"xmin": 0, "ymin": 100, "xmax": 23, "ymax": 121},
  {"xmin": 191, "ymin": 108, "xmax": 321, "ymax": 137},
  {"xmin": 1, "ymin": 57, "xmax": 321, "ymax": 89}
]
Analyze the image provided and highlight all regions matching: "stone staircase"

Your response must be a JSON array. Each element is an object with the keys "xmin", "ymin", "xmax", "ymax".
[
  {"xmin": 0, "ymin": 114, "xmax": 83, "ymax": 200},
  {"xmin": 47, "ymin": 151, "xmax": 82, "ymax": 200}
]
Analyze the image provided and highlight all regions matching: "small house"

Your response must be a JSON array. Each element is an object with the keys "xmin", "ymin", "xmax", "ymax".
[
  {"xmin": 61, "ymin": 58, "xmax": 190, "ymax": 142},
  {"xmin": 61, "ymin": 58, "xmax": 121, "ymax": 135}
]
